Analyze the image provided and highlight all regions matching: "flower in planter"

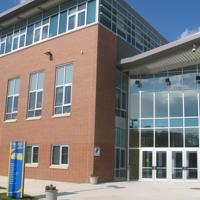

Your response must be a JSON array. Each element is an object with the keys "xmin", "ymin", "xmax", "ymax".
[{"xmin": 45, "ymin": 184, "xmax": 57, "ymax": 191}]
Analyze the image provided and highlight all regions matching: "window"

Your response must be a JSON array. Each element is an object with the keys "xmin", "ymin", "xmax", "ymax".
[
  {"xmin": 25, "ymin": 146, "xmax": 39, "ymax": 164},
  {"xmin": 68, "ymin": 7, "xmax": 76, "ymax": 30},
  {"xmin": 5, "ymin": 78, "xmax": 20, "ymax": 120},
  {"xmin": 27, "ymin": 71, "xmax": 45, "ymax": 118},
  {"xmin": 51, "ymin": 145, "xmax": 69, "ymax": 165},
  {"xmin": 78, "ymin": 3, "xmax": 86, "ymax": 27},
  {"xmin": 59, "ymin": 11, "xmax": 67, "ymax": 34},
  {"xmin": 12, "ymin": 28, "xmax": 26, "ymax": 50},
  {"xmin": 49, "ymin": 14, "xmax": 58, "ymax": 37},
  {"xmin": 41, "ymin": 19, "xmax": 50, "ymax": 39},
  {"xmin": 34, "ymin": 21, "xmax": 42, "ymax": 42},
  {"xmin": 0, "ymin": 36, "xmax": 6, "ymax": 54},
  {"xmin": 54, "ymin": 64, "xmax": 73, "ymax": 115},
  {"xmin": 87, "ymin": 0, "xmax": 96, "ymax": 24}
]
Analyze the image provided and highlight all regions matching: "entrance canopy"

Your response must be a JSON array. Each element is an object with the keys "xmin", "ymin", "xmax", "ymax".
[{"xmin": 120, "ymin": 33, "xmax": 200, "ymax": 76}]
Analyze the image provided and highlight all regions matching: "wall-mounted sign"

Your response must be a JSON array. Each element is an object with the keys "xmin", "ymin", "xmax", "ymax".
[
  {"xmin": 8, "ymin": 141, "xmax": 26, "ymax": 199},
  {"xmin": 94, "ymin": 146, "xmax": 101, "ymax": 157}
]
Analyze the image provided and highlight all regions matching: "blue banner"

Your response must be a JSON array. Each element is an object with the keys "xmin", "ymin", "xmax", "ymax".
[{"xmin": 8, "ymin": 141, "xmax": 26, "ymax": 199}]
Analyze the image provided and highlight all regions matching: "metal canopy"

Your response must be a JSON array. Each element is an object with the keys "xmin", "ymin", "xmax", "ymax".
[{"xmin": 120, "ymin": 32, "xmax": 200, "ymax": 75}]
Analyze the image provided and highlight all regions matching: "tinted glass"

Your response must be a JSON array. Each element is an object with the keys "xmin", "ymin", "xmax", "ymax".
[
  {"xmin": 185, "ymin": 128, "xmax": 199, "ymax": 147},
  {"xmin": 25, "ymin": 147, "xmax": 32, "ymax": 163},
  {"xmin": 170, "ymin": 128, "xmax": 183, "ymax": 147},
  {"xmin": 155, "ymin": 129, "xmax": 168, "ymax": 147},
  {"xmin": 33, "ymin": 147, "xmax": 39, "ymax": 163},
  {"xmin": 129, "ymin": 129, "xmax": 139, "ymax": 148},
  {"xmin": 61, "ymin": 146, "xmax": 68, "ymax": 164},
  {"xmin": 78, "ymin": 12, "xmax": 86, "ymax": 26},
  {"xmin": 26, "ymin": 25, "xmax": 34, "ymax": 45},
  {"xmin": 49, "ymin": 15, "xmax": 58, "ymax": 37},
  {"xmin": 141, "ymin": 93, "xmax": 153, "ymax": 118},
  {"xmin": 184, "ymin": 91, "xmax": 198, "ymax": 116},
  {"xmin": 170, "ymin": 92, "xmax": 183, "ymax": 117},
  {"xmin": 59, "ymin": 11, "xmax": 67, "ymax": 34},
  {"xmin": 155, "ymin": 92, "xmax": 168, "ymax": 117},
  {"xmin": 141, "ymin": 129, "xmax": 153, "ymax": 147},
  {"xmin": 87, "ymin": 0, "xmax": 96, "ymax": 24},
  {"xmin": 52, "ymin": 146, "xmax": 60, "ymax": 165}
]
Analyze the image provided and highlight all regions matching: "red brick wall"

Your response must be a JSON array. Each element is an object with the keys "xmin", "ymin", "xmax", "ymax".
[{"xmin": 0, "ymin": 24, "xmax": 117, "ymax": 183}]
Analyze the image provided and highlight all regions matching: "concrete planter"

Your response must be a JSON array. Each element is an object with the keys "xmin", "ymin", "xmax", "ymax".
[
  {"xmin": 45, "ymin": 190, "xmax": 58, "ymax": 200},
  {"xmin": 90, "ymin": 176, "xmax": 99, "ymax": 184}
]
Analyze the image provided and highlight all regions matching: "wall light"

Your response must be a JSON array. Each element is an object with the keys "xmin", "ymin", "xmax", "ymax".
[
  {"xmin": 135, "ymin": 80, "xmax": 142, "ymax": 88},
  {"xmin": 44, "ymin": 51, "xmax": 53, "ymax": 61},
  {"xmin": 165, "ymin": 78, "xmax": 171, "ymax": 86}
]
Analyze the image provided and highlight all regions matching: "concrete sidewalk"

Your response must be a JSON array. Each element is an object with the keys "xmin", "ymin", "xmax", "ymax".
[{"xmin": 1, "ymin": 176, "xmax": 200, "ymax": 200}]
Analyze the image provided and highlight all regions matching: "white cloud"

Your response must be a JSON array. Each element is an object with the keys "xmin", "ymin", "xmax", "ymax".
[
  {"xmin": 178, "ymin": 27, "xmax": 200, "ymax": 39},
  {"xmin": 20, "ymin": 0, "xmax": 28, "ymax": 4}
]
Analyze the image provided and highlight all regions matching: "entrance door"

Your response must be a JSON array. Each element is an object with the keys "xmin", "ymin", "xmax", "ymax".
[
  {"xmin": 171, "ymin": 150, "xmax": 198, "ymax": 180},
  {"xmin": 141, "ymin": 150, "xmax": 167, "ymax": 180}
]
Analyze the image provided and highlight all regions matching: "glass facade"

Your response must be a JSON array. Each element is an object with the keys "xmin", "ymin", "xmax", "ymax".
[
  {"xmin": 129, "ymin": 65, "xmax": 200, "ymax": 180},
  {"xmin": 99, "ymin": 0, "xmax": 166, "ymax": 52},
  {"xmin": 0, "ymin": 0, "xmax": 97, "ymax": 56}
]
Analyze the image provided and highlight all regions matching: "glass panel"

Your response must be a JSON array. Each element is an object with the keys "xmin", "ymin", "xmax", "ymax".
[
  {"xmin": 183, "ymin": 70, "xmax": 197, "ymax": 90},
  {"xmin": 142, "ymin": 151, "xmax": 152, "ymax": 178},
  {"xmin": 141, "ymin": 119, "xmax": 153, "ymax": 128},
  {"xmin": 141, "ymin": 129, "xmax": 153, "ymax": 147},
  {"xmin": 5, "ymin": 34, "xmax": 13, "ymax": 53},
  {"xmin": 61, "ymin": 146, "xmax": 68, "ymax": 164},
  {"xmin": 13, "ymin": 96, "xmax": 18, "ymax": 112},
  {"xmin": 33, "ymin": 147, "xmax": 39, "ymax": 163},
  {"xmin": 78, "ymin": 11, "xmax": 86, "ymax": 27},
  {"xmin": 129, "ymin": 149, "xmax": 139, "ymax": 180},
  {"xmin": 129, "ymin": 129, "xmax": 139, "ymax": 148},
  {"xmin": 64, "ymin": 86, "xmax": 71, "ymax": 104},
  {"xmin": 87, "ymin": 0, "xmax": 96, "ymax": 24},
  {"xmin": 184, "ymin": 91, "xmax": 198, "ymax": 116},
  {"xmin": 55, "ymin": 87, "xmax": 63, "ymax": 106},
  {"xmin": 156, "ymin": 152, "xmax": 167, "ymax": 179},
  {"xmin": 52, "ymin": 146, "xmax": 60, "ymax": 165},
  {"xmin": 68, "ymin": 15, "xmax": 76, "ymax": 30},
  {"xmin": 29, "ymin": 92, "xmax": 36, "ymax": 110},
  {"xmin": 42, "ymin": 25, "xmax": 49, "ymax": 39},
  {"xmin": 141, "ymin": 93, "xmax": 153, "ymax": 118},
  {"xmin": 170, "ymin": 118, "xmax": 183, "ymax": 127},
  {"xmin": 37, "ymin": 72, "xmax": 44, "ymax": 90},
  {"xmin": 6, "ymin": 97, "xmax": 13, "ymax": 113},
  {"xmin": 14, "ymin": 79, "xmax": 20, "ymax": 94},
  {"xmin": 154, "ymin": 73, "xmax": 168, "ymax": 92},
  {"xmin": 49, "ymin": 14, "xmax": 58, "ymax": 37},
  {"xmin": 185, "ymin": 118, "xmax": 198, "ymax": 127},
  {"xmin": 25, "ymin": 147, "xmax": 32, "ymax": 163},
  {"xmin": 56, "ymin": 67, "xmax": 64, "ymax": 85},
  {"xmin": 187, "ymin": 152, "xmax": 197, "ymax": 179},
  {"xmin": 185, "ymin": 128, "xmax": 199, "ymax": 147},
  {"xmin": 130, "ymin": 94, "xmax": 139, "ymax": 121},
  {"xmin": 169, "ymin": 71, "xmax": 183, "ymax": 91},
  {"xmin": 170, "ymin": 92, "xmax": 183, "ymax": 117},
  {"xmin": 36, "ymin": 91, "xmax": 43, "ymax": 108},
  {"xmin": 13, "ymin": 37, "xmax": 19, "ymax": 50},
  {"xmin": 65, "ymin": 65, "xmax": 73, "ymax": 84},
  {"xmin": 30, "ymin": 73, "xmax": 37, "ymax": 91},
  {"xmin": 155, "ymin": 129, "xmax": 168, "ymax": 147},
  {"xmin": 155, "ymin": 92, "xmax": 168, "ymax": 117},
  {"xmin": 59, "ymin": 11, "xmax": 67, "ymax": 34},
  {"xmin": 19, "ymin": 34, "xmax": 25, "ymax": 47},
  {"xmin": 8, "ymin": 79, "xmax": 15, "ymax": 95},
  {"xmin": 34, "ymin": 28, "xmax": 40, "ymax": 42},
  {"xmin": 155, "ymin": 119, "xmax": 168, "ymax": 128},
  {"xmin": 26, "ymin": 24, "xmax": 34, "ymax": 45},
  {"xmin": 172, "ymin": 152, "xmax": 183, "ymax": 179},
  {"xmin": 170, "ymin": 128, "xmax": 183, "ymax": 147}
]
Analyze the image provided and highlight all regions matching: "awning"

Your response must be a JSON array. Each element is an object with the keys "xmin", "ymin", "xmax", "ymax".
[{"xmin": 119, "ymin": 32, "xmax": 200, "ymax": 75}]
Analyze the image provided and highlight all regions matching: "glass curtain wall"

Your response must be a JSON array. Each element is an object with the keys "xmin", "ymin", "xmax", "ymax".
[{"xmin": 129, "ymin": 65, "xmax": 200, "ymax": 180}]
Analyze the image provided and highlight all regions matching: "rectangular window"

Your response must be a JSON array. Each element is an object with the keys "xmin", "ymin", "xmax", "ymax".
[
  {"xmin": 54, "ymin": 64, "xmax": 73, "ymax": 115},
  {"xmin": 87, "ymin": 0, "xmax": 96, "ymax": 24},
  {"xmin": 41, "ymin": 18, "xmax": 50, "ymax": 40},
  {"xmin": 59, "ymin": 11, "xmax": 68, "ymax": 34},
  {"xmin": 5, "ymin": 78, "xmax": 20, "ymax": 120},
  {"xmin": 51, "ymin": 145, "xmax": 69, "ymax": 165},
  {"xmin": 0, "ymin": 36, "xmax": 6, "ymax": 55},
  {"xmin": 25, "ymin": 145, "xmax": 39, "ymax": 164},
  {"xmin": 78, "ymin": 3, "xmax": 86, "ymax": 27},
  {"xmin": 49, "ymin": 14, "xmax": 58, "ymax": 37},
  {"xmin": 26, "ymin": 24, "xmax": 34, "ymax": 46},
  {"xmin": 5, "ymin": 33, "xmax": 13, "ymax": 53},
  {"xmin": 27, "ymin": 71, "xmax": 45, "ymax": 118},
  {"xmin": 34, "ymin": 21, "xmax": 42, "ymax": 42},
  {"xmin": 68, "ymin": 7, "xmax": 76, "ymax": 30}
]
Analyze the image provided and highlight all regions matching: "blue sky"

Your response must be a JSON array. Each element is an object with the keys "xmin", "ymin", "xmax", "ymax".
[{"xmin": 1, "ymin": 0, "xmax": 200, "ymax": 41}]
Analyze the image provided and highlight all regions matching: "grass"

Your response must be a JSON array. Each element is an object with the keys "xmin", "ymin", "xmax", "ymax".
[{"xmin": 0, "ymin": 193, "xmax": 35, "ymax": 200}]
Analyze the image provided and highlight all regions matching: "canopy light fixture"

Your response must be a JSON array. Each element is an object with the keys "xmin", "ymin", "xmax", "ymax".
[
  {"xmin": 196, "ymin": 76, "xmax": 200, "ymax": 83},
  {"xmin": 192, "ymin": 44, "xmax": 197, "ymax": 53},
  {"xmin": 165, "ymin": 78, "xmax": 171, "ymax": 86},
  {"xmin": 135, "ymin": 80, "xmax": 142, "ymax": 88}
]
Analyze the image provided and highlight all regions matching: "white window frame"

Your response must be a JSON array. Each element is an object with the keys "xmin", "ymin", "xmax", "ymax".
[
  {"xmin": 0, "ymin": 36, "xmax": 6, "ymax": 54},
  {"xmin": 41, "ymin": 18, "xmax": 50, "ymax": 40},
  {"xmin": 25, "ymin": 145, "xmax": 39, "ymax": 167},
  {"xmin": 77, "ymin": 2, "xmax": 87, "ymax": 27},
  {"xmin": 33, "ymin": 21, "xmax": 42, "ymax": 43},
  {"xmin": 54, "ymin": 64, "xmax": 73, "ymax": 116},
  {"xmin": 5, "ymin": 78, "xmax": 20, "ymax": 121},
  {"xmin": 51, "ymin": 145, "xmax": 69, "ymax": 167},
  {"xmin": 67, "ymin": 6, "xmax": 77, "ymax": 31},
  {"xmin": 27, "ymin": 71, "xmax": 44, "ymax": 118}
]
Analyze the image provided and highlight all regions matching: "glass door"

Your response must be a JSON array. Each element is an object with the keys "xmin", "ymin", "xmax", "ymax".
[
  {"xmin": 156, "ymin": 151, "xmax": 167, "ymax": 179},
  {"xmin": 142, "ymin": 151, "xmax": 153, "ymax": 179},
  {"xmin": 172, "ymin": 151, "xmax": 183, "ymax": 179},
  {"xmin": 186, "ymin": 151, "xmax": 198, "ymax": 180}
]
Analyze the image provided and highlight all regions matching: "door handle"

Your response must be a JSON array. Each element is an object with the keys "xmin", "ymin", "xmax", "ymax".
[{"xmin": 152, "ymin": 166, "xmax": 157, "ymax": 170}]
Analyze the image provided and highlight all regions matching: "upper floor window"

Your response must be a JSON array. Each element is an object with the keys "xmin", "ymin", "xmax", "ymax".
[
  {"xmin": 12, "ymin": 28, "xmax": 26, "ymax": 50},
  {"xmin": 54, "ymin": 64, "xmax": 73, "ymax": 115},
  {"xmin": 0, "ymin": 37, "xmax": 6, "ymax": 54},
  {"xmin": 51, "ymin": 145, "xmax": 69, "ymax": 166},
  {"xmin": 25, "ymin": 145, "xmax": 39, "ymax": 164},
  {"xmin": 5, "ymin": 78, "xmax": 20, "ymax": 120},
  {"xmin": 27, "ymin": 71, "xmax": 45, "ymax": 118}
]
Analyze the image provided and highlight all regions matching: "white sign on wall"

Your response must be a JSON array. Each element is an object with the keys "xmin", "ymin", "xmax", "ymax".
[{"xmin": 94, "ymin": 146, "xmax": 101, "ymax": 157}]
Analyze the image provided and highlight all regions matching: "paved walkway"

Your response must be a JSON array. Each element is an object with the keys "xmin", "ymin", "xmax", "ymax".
[{"xmin": 1, "ymin": 176, "xmax": 200, "ymax": 200}]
